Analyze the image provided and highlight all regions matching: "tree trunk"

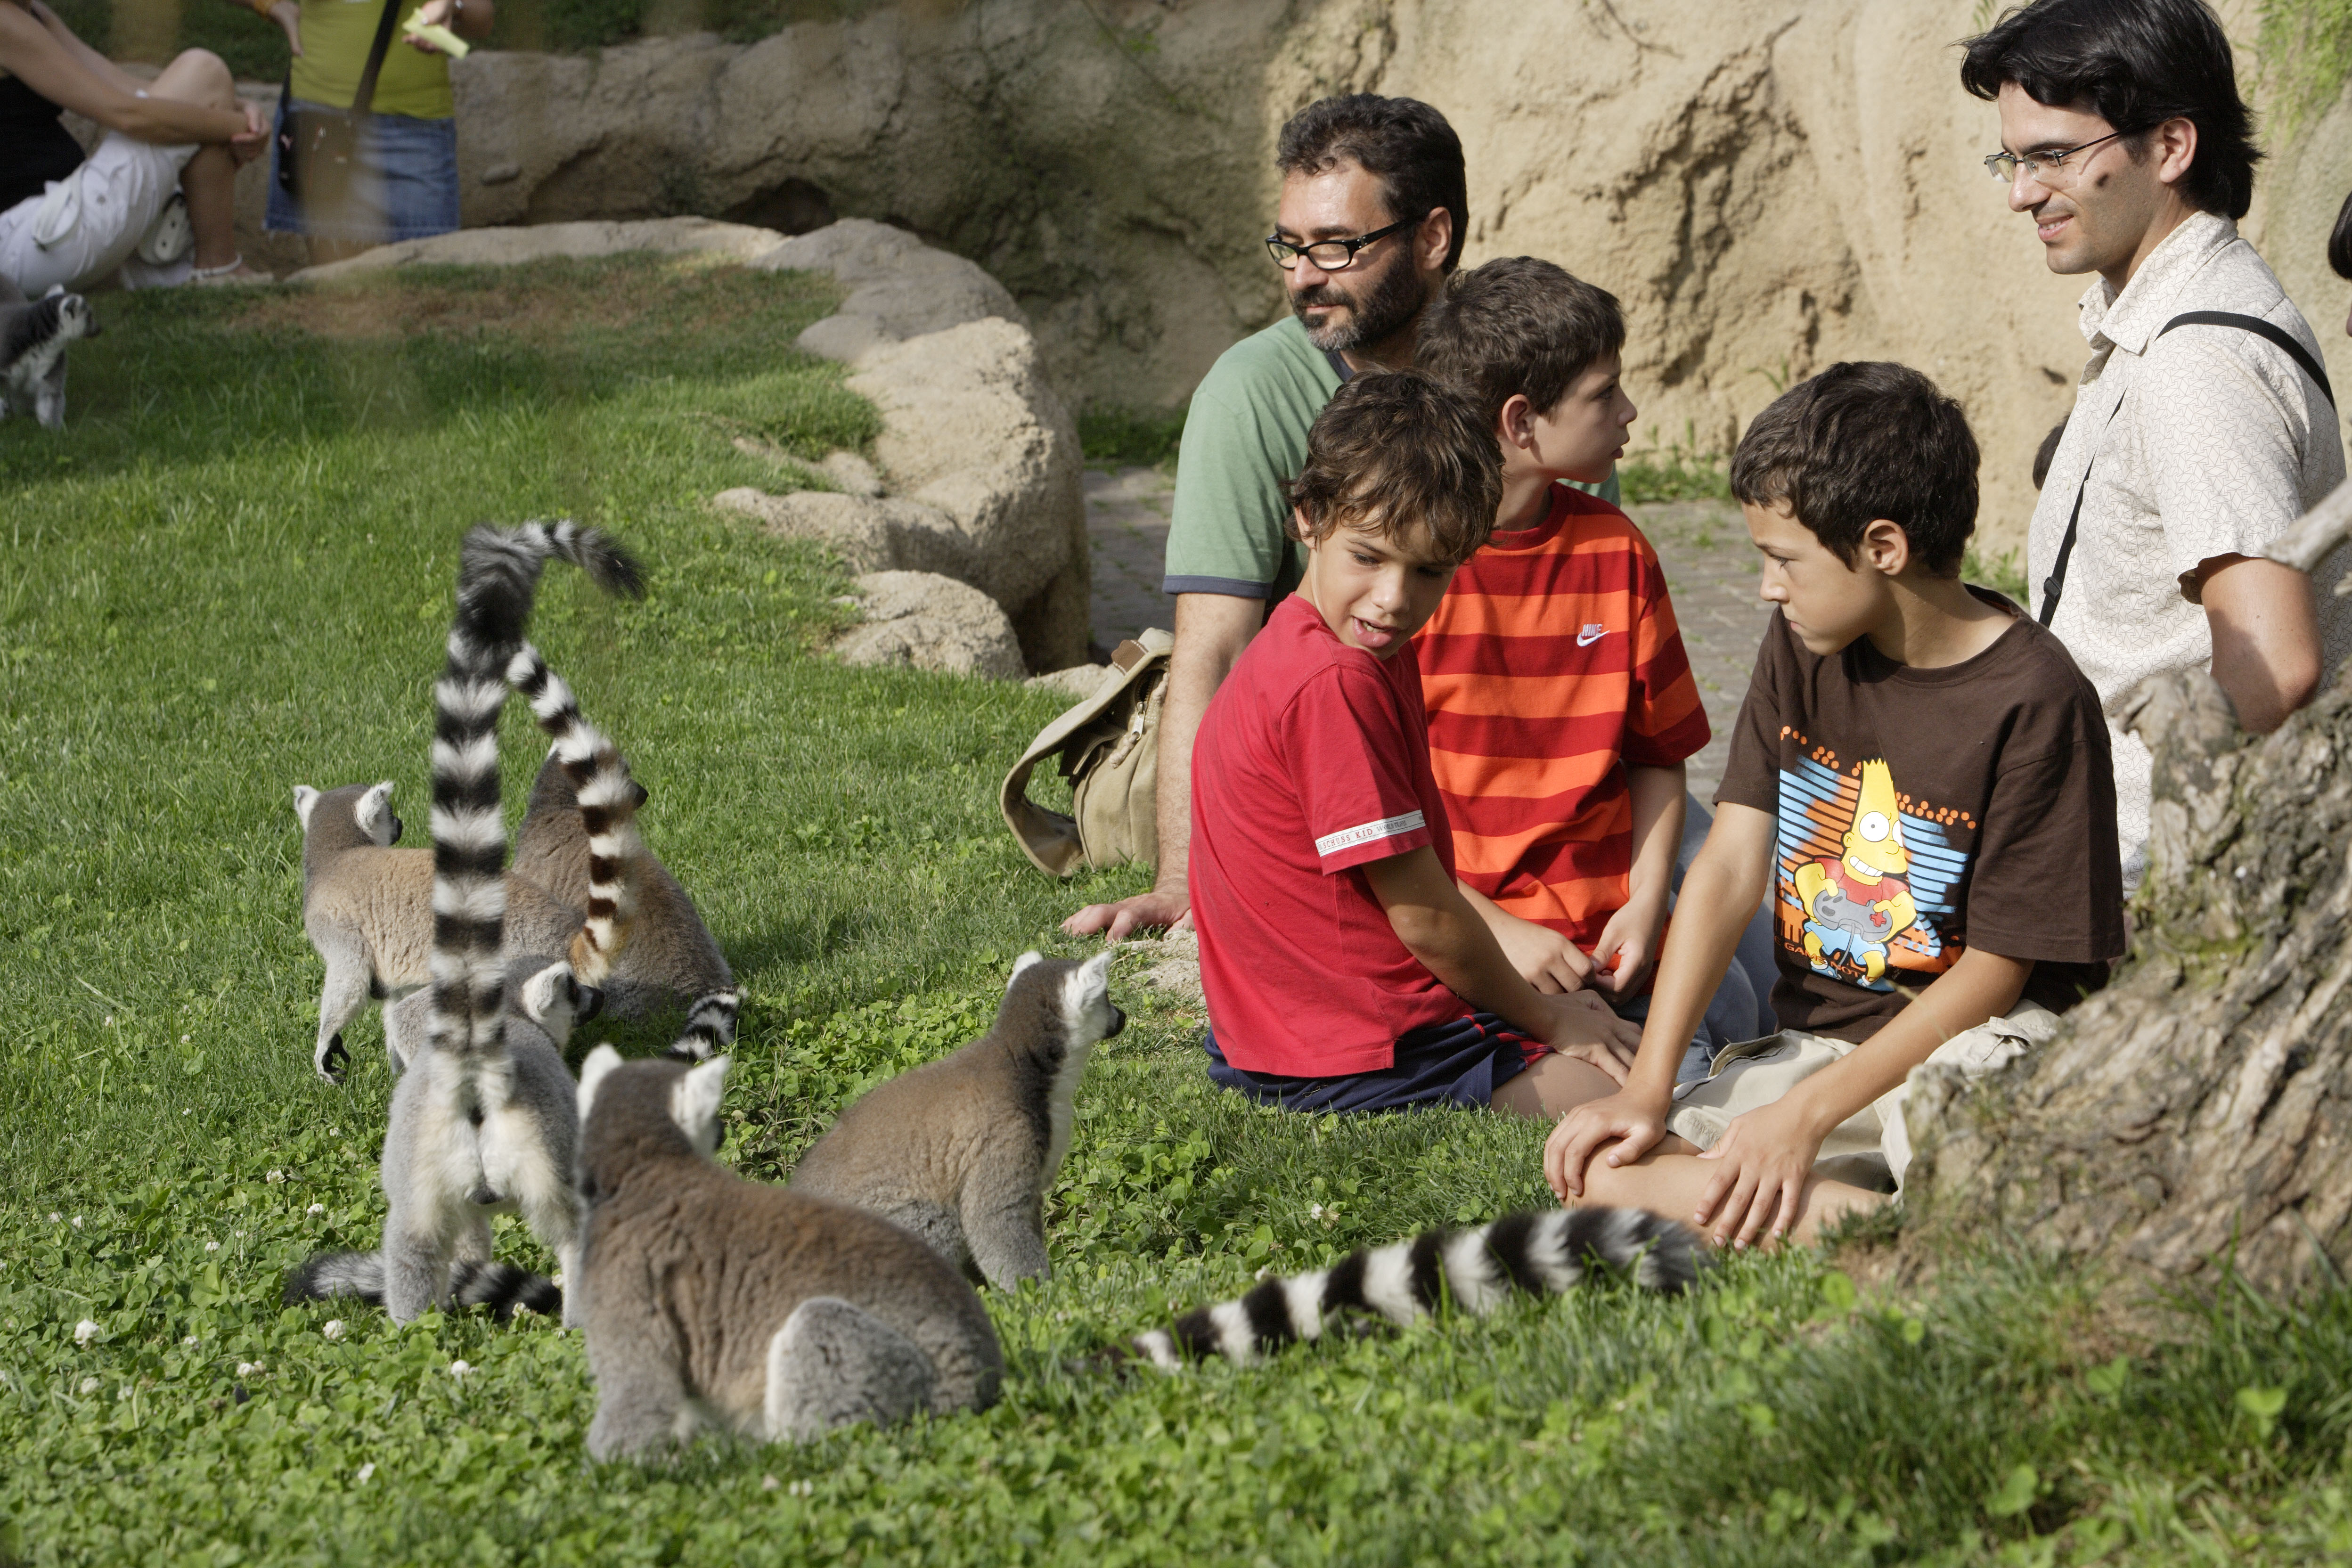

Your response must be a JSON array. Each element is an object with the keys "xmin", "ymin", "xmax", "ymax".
[{"xmin": 1904, "ymin": 485, "xmax": 2352, "ymax": 1294}]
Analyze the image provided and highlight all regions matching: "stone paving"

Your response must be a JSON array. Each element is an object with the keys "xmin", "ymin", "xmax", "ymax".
[{"xmin": 1081, "ymin": 468, "xmax": 1769, "ymax": 795}]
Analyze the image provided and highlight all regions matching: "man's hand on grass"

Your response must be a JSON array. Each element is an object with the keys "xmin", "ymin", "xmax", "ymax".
[
  {"xmin": 1693, "ymin": 1095, "xmax": 1826, "ymax": 1250},
  {"xmin": 1543, "ymin": 1086, "xmax": 1669, "ymax": 1202},
  {"xmin": 1063, "ymin": 888, "xmax": 1189, "ymax": 942}
]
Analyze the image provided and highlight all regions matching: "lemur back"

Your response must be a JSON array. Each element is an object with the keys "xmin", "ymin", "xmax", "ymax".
[
  {"xmin": 789, "ymin": 951, "xmax": 1121, "ymax": 1289},
  {"xmin": 285, "ymin": 520, "xmax": 643, "ymax": 1329},
  {"xmin": 515, "ymin": 750, "xmax": 738, "ymax": 1059},
  {"xmin": 574, "ymin": 1050, "xmax": 1002, "ymax": 1460}
]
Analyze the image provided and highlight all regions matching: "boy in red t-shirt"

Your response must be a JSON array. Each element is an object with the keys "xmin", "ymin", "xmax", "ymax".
[
  {"xmin": 1189, "ymin": 371, "xmax": 1644, "ymax": 1117},
  {"xmin": 1414, "ymin": 257, "xmax": 1777, "ymax": 1070}
]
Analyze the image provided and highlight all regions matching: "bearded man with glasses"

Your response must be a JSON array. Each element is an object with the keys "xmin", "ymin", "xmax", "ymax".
[
  {"xmin": 1065, "ymin": 92, "xmax": 1619, "ymax": 941},
  {"xmin": 1964, "ymin": 0, "xmax": 2347, "ymax": 890}
]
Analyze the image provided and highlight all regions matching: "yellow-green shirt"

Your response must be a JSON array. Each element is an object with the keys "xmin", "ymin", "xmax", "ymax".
[{"xmin": 288, "ymin": 0, "xmax": 454, "ymax": 121}]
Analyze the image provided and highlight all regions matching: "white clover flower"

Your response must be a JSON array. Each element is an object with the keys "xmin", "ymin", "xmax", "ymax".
[
  {"xmin": 204, "ymin": 1241, "xmax": 220, "ymax": 1253},
  {"xmin": 449, "ymin": 1360, "xmax": 472, "ymax": 1378},
  {"xmin": 1254, "ymin": 1266, "xmax": 1271, "ymax": 1281},
  {"xmin": 322, "ymin": 1320, "xmax": 345, "ymax": 1341},
  {"xmin": 306, "ymin": 1204, "xmax": 325, "ymax": 1217},
  {"xmin": 46, "ymin": 1212, "xmax": 59, "ymax": 1224},
  {"xmin": 70, "ymin": 1216, "xmax": 82, "ymax": 1230},
  {"xmin": 265, "ymin": 1171, "xmax": 285, "ymax": 1185},
  {"xmin": 236, "ymin": 1362, "xmax": 257, "ymax": 1378},
  {"xmin": 1309, "ymin": 1203, "xmax": 1323, "ymax": 1221},
  {"xmin": 180, "ymin": 1034, "xmax": 190, "ymax": 1044},
  {"xmin": 355, "ymin": 1462, "xmax": 375, "ymax": 1484},
  {"xmin": 551, "ymin": 1271, "xmax": 565, "ymax": 1288},
  {"xmin": 182, "ymin": 1336, "xmax": 199, "ymax": 1348},
  {"xmin": 73, "ymin": 1319, "xmax": 98, "ymax": 1346},
  {"xmin": 790, "ymin": 1479, "xmax": 815, "ymax": 1498},
  {"xmin": 79, "ymin": 1376, "xmax": 99, "ymax": 1395},
  {"xmin": 328, "ymin": 1127, "xmax": 339, "ymax": 1137},
  {"xmin": 102, "ymin": 1015, "xmax": 112, "ymax": 1027},
  {"xmin": 761, "ymin": 1475, "xmax": 781, "ymax": 1492}
]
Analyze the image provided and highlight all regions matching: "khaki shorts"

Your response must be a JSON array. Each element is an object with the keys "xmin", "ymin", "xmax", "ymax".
[{"xmin": 1664, "ymin": 1002, "xmax": 2060, "ymax": 1193}]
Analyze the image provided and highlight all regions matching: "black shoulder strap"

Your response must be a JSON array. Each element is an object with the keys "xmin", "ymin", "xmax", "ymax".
[
  {"xmin": 351, "ymin": 0, "xmax": 407, "ymax": 117},
  {"xmin": 2039, "ymin": 310, "xmax": 2339, "ymax": 627},
  {"xmin": 2158, "ymin": 310, "xmax": 2336, "ymax": 407}
]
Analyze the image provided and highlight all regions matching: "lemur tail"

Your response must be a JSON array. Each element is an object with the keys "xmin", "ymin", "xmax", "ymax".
[
  {"xmin": 283, "ymin": 1251, "xmax": 561, "ymax": 1322},
  {"xmin": 667, "ymin": 989, "xmax": 742, "ymax": 1062},
  {"xmin": 1131, "ymin": 1208, "xmax": 1702, "ymax": 1370},
  {"xmin": 506, "ymin": 644, "xmax": 645, "ymax": 987},
  {"xmin": 431, "ymin": 522, "xmax": 645, "ymax": 1058}
]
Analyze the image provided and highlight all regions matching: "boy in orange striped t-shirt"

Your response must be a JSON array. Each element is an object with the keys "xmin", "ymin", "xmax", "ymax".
[{"xmin": 1417, "ymin": 257, "xmax": 1773, "ymax": 1072}]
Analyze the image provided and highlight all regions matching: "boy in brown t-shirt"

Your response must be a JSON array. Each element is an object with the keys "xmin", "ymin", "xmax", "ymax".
[{"xmin": 1542, "ymin": 361, "xmax": 2124, "ymax": 1250}]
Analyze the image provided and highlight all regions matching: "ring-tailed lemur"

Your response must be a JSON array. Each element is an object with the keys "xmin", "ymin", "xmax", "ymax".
[
  {"xmin": 1131, "ymin": 1207, "xmax": 1703, "ymax": 1370},
  {"xmin": 573, "ymin": 1047, "xmax": 1002, "ymax": 1459},
  {"xmin": 294, "ymin": 550, "xmax": 651, "ymax": 1083},
  {"xmin": 513, "ymin": 748, "xmax": 738, "ymax": 1061},
  {"xmin": 0, "ymin": 285, "xmax": 99, "ymax": 430},
  {"xmin": 371, "ymin": 643, "xmax": 653, "ymax": 1073},
  {"xmin": 789, "ymin": 951, "xmax": 1120, "ymax": 1289},
  {"xmin": 286, "ymin": 522, "xmax": 638, "ymax": 1327}
]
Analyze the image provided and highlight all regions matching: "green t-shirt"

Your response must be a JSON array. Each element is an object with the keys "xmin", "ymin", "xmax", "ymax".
[
  {"xmin": 290, "ymin": 0, "xmax": 455, "ymax": 121},
  {"xmin": 1160, "ymin": 313, "xmax": 1621, "ymax": 604}
]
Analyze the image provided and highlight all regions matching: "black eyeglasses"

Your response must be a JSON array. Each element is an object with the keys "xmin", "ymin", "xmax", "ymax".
[
  {"xmin": 1265, "ymin": 212, "xmax": 1425, "ymax": 271},
  {"xmin": 1982, "ymin": 129, "xmax": 2135, "ymax": 186}
]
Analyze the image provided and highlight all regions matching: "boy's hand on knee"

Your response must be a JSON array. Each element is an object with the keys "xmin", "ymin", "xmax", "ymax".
[
  {"xmin": 1543, "ymin": 1089, "xmax": 1667, "ymax": 1202},
  {"xmin": 1694, "ymin": 1098, "xmax": 1824, "ymax": 1250},
  {"xmin": 1534, "ymin": 992, "xmax": 1640, "ymax": 1081}
]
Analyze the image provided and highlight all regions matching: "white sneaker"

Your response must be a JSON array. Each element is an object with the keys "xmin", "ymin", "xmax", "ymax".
[{"xmin": 134, "ymin": 193, "xmax": 193, "ymax": 267}]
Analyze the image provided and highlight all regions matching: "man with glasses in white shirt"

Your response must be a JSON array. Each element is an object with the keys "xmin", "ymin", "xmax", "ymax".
[{"xmin": 1964, "ymin": 0, "xmax": 2347, "ymax": 888}]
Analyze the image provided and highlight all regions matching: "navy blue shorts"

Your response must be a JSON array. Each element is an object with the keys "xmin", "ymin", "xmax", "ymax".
[{"xmin": 1203, "ymin": 1012, "xmax": 1546, "ymax": 1112}]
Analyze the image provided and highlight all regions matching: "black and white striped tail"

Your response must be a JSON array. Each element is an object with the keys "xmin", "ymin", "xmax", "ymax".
[
  {"xmin": 666, "ymin": 989, "xmax": 741, "ymax": 1062},
  {"xmin": 506, "ymin": 643, "xmax": 644, "ymax": 986},
  {"xmin": 1132, "ymin": 1208, "xmax": 1701, "ymax": 1370},
  {"xmin": 429, "ymin": 522, "xmax": 645, "ymax": 1060},
  {"xmin": 284, "ymin": 1251, "xmax": 561, "ymax": 1321}
]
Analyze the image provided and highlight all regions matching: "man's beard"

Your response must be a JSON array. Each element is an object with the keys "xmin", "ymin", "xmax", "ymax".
[{"xmin": 1290, "ymin": 253, "xmax": 1427, "ymax": 354}]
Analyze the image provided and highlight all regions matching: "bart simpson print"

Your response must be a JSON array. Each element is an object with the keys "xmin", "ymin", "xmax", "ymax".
[{"xmin": 1792, "ymin": 759, "xmax": 1919, "ymax": 984}]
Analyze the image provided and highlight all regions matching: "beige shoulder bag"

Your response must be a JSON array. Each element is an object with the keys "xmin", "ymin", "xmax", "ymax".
[{"xmin": 1000, "ymin": 629, "xmax": 1172, "ymax": 877}]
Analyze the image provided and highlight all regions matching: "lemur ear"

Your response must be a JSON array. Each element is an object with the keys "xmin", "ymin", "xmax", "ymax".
[
  {"xmin": 356, "ymin": 782, "xmax": 396, "ymax": 842},
  {"xmin": 1008, "ymin": 950, "xmax": 1045, "ymax": 988},
  {"xmin": 293, "ymin": 785, "xmax": 320, "ymax": 830},
  {"xmin": 671, "ymin": 1057, "xmax": 731, "ymax": 1154},
  {"xmin": 577, "ymin": 1044, "xmax": 623, "ymax": 1123},
  {"xmin": 1077, "ymin": 949, "xmax": 1114, "ymax": 1001}
]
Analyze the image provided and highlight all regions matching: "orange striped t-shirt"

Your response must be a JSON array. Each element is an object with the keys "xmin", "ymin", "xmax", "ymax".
[{"xmin": 1415, "ymin": 485, "xmax": 1710, "ymax": 947}]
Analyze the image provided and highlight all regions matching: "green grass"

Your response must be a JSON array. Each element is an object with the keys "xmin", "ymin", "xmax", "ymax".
[
  {"xmin": 1619, "ymin": 425, "xmax": 1733, "ymax": 506},
  {"xmin": 7, "ymin": 254, "xmax": 2352, "ymax": 1566},
  {"xmin": 1077, "ymin": 406, "xmax": 1186, "ymax": 471}
]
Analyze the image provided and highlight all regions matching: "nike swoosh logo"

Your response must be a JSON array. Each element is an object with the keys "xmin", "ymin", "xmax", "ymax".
[{"xmin": 1576, "ymin": 628, "xmax": 1609, "ymax": 647}]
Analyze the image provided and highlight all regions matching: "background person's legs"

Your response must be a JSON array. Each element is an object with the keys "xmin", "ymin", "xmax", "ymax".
[{"xmin": 144, "ymin": 50, "xmax": 251, "ymax": 277}]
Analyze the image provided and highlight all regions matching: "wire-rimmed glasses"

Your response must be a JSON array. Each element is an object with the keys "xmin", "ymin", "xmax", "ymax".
[{"xmin": 1983, "ymin": 129, "xmax": 2134, "ymax": 187}]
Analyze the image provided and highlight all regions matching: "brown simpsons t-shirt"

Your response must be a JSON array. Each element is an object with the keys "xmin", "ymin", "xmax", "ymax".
[{"xmin": 1716, "ymin": 591, "xmax": 2125, "ymax": 1043}]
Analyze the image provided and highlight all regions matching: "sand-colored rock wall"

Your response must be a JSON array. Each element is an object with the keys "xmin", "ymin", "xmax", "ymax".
[{"xmin": 220, "ymin": 0, "xmax": 2352, "ymax": 555}]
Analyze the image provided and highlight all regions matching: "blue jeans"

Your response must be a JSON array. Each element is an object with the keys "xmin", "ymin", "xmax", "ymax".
[
  {"xmin": 1643, "ymin": 794, "xmax": 1780, "ymax": 1085},
  {"xmin": 267, "ymin": 99, "xmax": 460, "ymax": 244}
]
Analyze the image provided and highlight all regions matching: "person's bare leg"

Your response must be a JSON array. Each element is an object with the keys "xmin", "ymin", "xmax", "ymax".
[
  {"xmin": 1491, "ymin": 1053, "xmax": 1623, "ymax": 1118},
  {"xmin": 145, "ymin": 50, "xmax": 258, "ymax": 277},
  {"xmin": 1577, "ymin": 1151, "xmax": 1883, "ymax": 1248}
]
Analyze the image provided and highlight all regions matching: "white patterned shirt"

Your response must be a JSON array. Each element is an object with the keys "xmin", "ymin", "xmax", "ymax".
[{"xmin": 2030, "ymin": 211, "xmax": 2347, "ymax": 886}]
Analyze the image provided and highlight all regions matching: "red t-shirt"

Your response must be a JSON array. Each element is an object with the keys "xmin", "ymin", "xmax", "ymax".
[
  {"xmin": 1416, "ymin": 485, "xmax": 1710, "ymax": 947},
  {"xmin": 1189, "ymin": 593, "xmax": 1462, "ymax": 1076}
]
